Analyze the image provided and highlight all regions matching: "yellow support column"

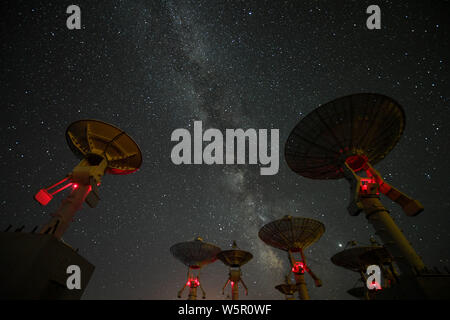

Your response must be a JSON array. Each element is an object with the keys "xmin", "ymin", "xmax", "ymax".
[
  {"xmin": 289, "ymin": 251, "xmax": 310, "ymax": 300},
  {"xmin": 188, "ymin": 286, "xmax": 197, "ymax": 300},
  {"xmin": 361, "ymin": 197, "xmax": 425, "ymax": 276},
  {"xmin": 294, "ymin": 273, "xmax": 310, "ymax": 300},
  {"xmin": 231, "ymin": 281, "xmax": 239, "ymax": 300}
]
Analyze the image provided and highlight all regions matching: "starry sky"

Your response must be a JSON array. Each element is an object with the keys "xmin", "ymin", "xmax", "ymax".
[{"xmin": 1, "ymin": 0, "xmax": 449, "ymax": 300}]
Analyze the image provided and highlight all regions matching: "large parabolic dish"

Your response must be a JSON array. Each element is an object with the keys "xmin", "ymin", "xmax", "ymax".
[
  {"xmin": 170, "ymin": 237, "xmax": 221, "ymax": 269},
  {"xmin": 258, "ymin": 216, "xmax": 325, "ymax": 252},
  {"xmin": 331, "ymin": 246, "xmax": 392, "ymax": 272},
  {"xmin": 285, "ymin": 93, "xmax": 405, "ymax": 180},
  {"xmin": 66, "ymin": 119, "xmax": 142, "ymax": 175},
  {"xmin": 217, "ymin": 248, "xmax": 253, "ymax": 268}
]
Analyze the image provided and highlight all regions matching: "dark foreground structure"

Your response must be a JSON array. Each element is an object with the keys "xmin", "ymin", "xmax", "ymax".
[
  {"xmin": 0, "ymin": 120, "xmax": 142, "ymax": 300},
  {"xmin": 0, "ymin": 230, "xmax": 94, "ymax": 299}
]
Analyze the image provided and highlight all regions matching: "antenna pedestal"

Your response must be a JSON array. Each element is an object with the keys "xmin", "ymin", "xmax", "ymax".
[
  {"xmin": 217, "ymin": 241, "xmax": 252, "ymax": 300},
  {"xmin": 294, "ymin": 273, "xmax": 309, "ymax": 300},
  {"xmin": 342, "ymin": 160, "xmax": 425, "ymax": 276},
  {"xmin": 231, "ymin": 280, "xmax": 239, "ymax": 300},
  {"xmin": 221, "ymin": 268, "xmax": 249, "ymax": 300},
  {"xmin": 40, "ymin": 184, "xmax": 91, "ymax": 239},
  {"xmin": 188, "ymin": 286, "xmax": 197, "ymax": 300},
  {"xmin": 228, "ymin": 268, "xmax": 242, "ymax": 300},
  {"xmin": 171, "ymin": 238, "xmax": 219, "ymax": 300},
  {"xmin": 288, "ymin": 251, "xmax": 310, "ymax": 300},
  {"xmin": 361, "ymin": 196, "xmax": 425, "ymax": 275}
]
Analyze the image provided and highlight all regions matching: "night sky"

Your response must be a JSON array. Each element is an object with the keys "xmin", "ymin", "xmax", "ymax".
[{"xmin": 1, "ymin": 0, "xmax": 449, "ymax": 300}]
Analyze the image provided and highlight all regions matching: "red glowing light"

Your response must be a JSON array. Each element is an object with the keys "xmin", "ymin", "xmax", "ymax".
[
  {"xmin": 187, "ymin": 277, "xmax": 200, "ymax": 287},
  {"xmin": 359, "ymin": 178, "xmax": 379, "ymax": 195},
  {"xmin": 34, "ymin": 189, "xmax": 53, "ymax": 206},
  {"xmin": 292, "ymin": 261, "xmax": 306, "ymax": 274},
  {"xmin": 34, "ymin": 177, "xmax": 75, "ymax": 206},
  {"xmin": 51, "ymin": 182, "xmax": 73, "ymax": 195},
  {"xmin": 345, "ymin": 155, "xmax": 368, "ymax": 172},
  {"xmin": 72, "ymin": 183, "xmax": 79, "ymax": 189}
]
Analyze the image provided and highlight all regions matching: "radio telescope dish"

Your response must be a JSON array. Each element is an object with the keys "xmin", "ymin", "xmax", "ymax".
[
  {"xmin": 217, "ymin": 241, "xmax": 253, "ymax": 268},
  {"xmin": 170, "ymin": 237, "xmax": 221, "ymax": 269},
  {"xmin": 258, "ymin": 216, "xmax": 325, "ymax": 252},
  {"xmin": 285, "ymin": 93, "xmax": 405, "ymax": 180},
  {"xmin": 284, "ymin": 92, "xmax": 429, "ymax": 289},
  {"xmin": 217, "ymin": 241, "xmax": 253, "ymax": 300},
  {"xmin": 66, "ymin": 119, "xmax": 142, "ymax": 175},
  {"xmin": 259, "ymin": 216, "xmax": 325, "ymax": 300},
  {"xmin": 171, "ymin": 237, "xmax": 221, "ymax": 300},
  {"xmin": 331, "ymin": 246, "xmax": 391, "ymax": 272},
  {"xmin": 35, "ymin": 119, "xmax": 142, "ymax": 239}
]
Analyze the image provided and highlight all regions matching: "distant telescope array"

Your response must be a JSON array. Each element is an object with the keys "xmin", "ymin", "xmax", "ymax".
[
  {"xmin": 169, "ymin": 93, "xmax": 445, "ymax": 300},
  {"xmin": 169, "ymin": 216, "xmax": 325, "ymax": 301},
  {"xmin": 4, "ymin": 93, "xmax": 447, "ymax": 300}
]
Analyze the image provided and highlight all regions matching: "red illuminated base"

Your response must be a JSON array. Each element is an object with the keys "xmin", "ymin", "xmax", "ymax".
[
  {"xmin": 186, "ymin": 278, "xmax": 200, "ymax": 288},
  {"xmin": 292, "ymin": 261, "xmax": 306, "ymax": 274},
  {"xmin": 0, "ymin": 232, "xmax": 95, "ymax": 299},
  {"xmin": 34, "ymin": 189, "xmax": 53, "ymax": 206}
]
